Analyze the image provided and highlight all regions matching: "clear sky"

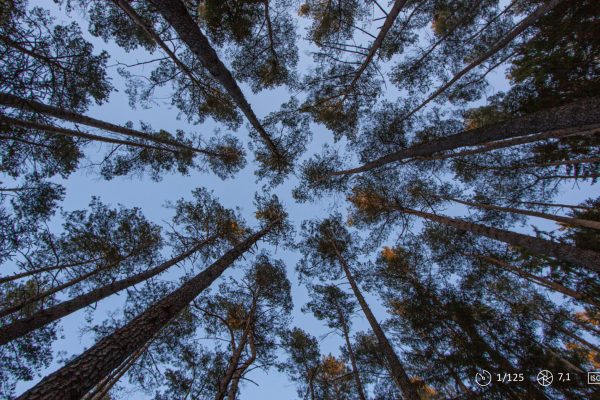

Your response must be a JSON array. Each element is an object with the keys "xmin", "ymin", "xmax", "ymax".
[{"xmin": 13, "ymin": 1, "xmax": 598, "ymax": 398}]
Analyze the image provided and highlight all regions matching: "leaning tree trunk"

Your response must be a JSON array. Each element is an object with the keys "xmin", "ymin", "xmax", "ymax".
[
  {"xmin": 15, "ymin": 226, "xmax": 272, "ymax": 400},
  {"xmin": 449, "ymin": 197, "xmax": 600, "ymax": 230},
  {"xmin": 329, "ymin": 96, "xmax": 600, "ymax": 176},
  {"xmin": 327, "ymin": 232, "xmax": 420, "ymax": 400},
  {"xmin": 146, "ymin": 0, "xmax": 282, "ymax": 158},
  {"xmin": 0, "ymin": 93, "xmax": 210, "ymax": 155},
  {"xmin": 336, "ymin": 309, "xmax": 367, "ymax": 400},
  {"xmin": 227, "ymin": 332, "xmax": 257, "ymax": 400},
  {"xmin": 0, "ymin": 235, "xmax": 218, "ymax": 346},
  {"xmin": 0, "ymin": 256, "xmax": 101, "ymax": 284},
  {"xmin": 474, "ymin": 254, "xmax": 600, "ymax": 308},
  {"xmin": 399, "ymin": 0, "xmax": 562, "ymax": 122},
  {"xmin": 393, "ymin": 205, "xmax": 600, "ymax": 273}
]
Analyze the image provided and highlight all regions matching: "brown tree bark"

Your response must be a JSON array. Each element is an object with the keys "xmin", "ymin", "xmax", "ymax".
[
  {"xmin": 329, "ymin": 97, "xmax": 600, "ymax": 176},
  {"xmin": 449, "ymin": 197, "xmax": 600, "ymax": 230},
  {"xmin": 227, "ymin": 331, "xmax": 257, "ymax": 400},
  {"xmin": 0, "ymin": 93, "xmax": 214, "ymax": 155},
  {"xmin": 399, "ymin": 0, "xmax": 562, "ymax": 122},
  {"xmin": 0, "ymin": 235, "xmax": 218, "ymax": 346},
  {"xmin": 0, "ymin": 257, "xmax": 101, "ymax": 284},
  {"xmin": 392, "ymin": 204, "xmax": 600, "ymax": 273},
  {"xmin": 146, "ymin": 0, "xmax": 282, "ymax": 159},
  {"xmin": 16, "ymin": 226, "xmax": 272, "ymax": 400},
  {"xmin": 326, "ymin": 231, "xmax": 420, "ymax": 400}
]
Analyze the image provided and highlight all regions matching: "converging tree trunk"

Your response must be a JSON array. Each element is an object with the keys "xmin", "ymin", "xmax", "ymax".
[
  {"xmin": 329, "ymin": 96, "xmax": 600, "ymax": 176},
  {"xmin": 146, "ymin": 0, "xmax": 282, "ymax": 158},
  {"xmin": 448, "ymin": 197, "xmax": 600, "ymax": 230},
  {"xmin": 326, "ymin": 231, "xmax": 420, "ymax": 400},
  {"xmin": 16, "ymin": 226, "xmax": 272, "ymax": 400},
  {"xmin": 0, "ymin": 235, "xmax": 218, "ymax": 346},
  {"xmin": 335, "ymin": 305, "xmax": 367, "ymax": 400},
  {"xmin": 392, "ymin": 205, "xmax": 600, "ymax": 273}
]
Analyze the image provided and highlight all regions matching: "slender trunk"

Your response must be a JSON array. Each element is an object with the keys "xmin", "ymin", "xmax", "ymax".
[
  {"xmin": 2, "ymin": 115, "xmax": 176, "ymax": 153},
  {"xmin": 337, "ymin": 313, "xmax": 367, "ymax": 400},
  {"xmin": 327, "ymin": 232, "xmax": 420, "ymax": 400},
  {"xmin": 16, "ymin": 226, "xmax": 271, "ymax": 400},
  {"xmin": 475, "ymin": 254, "xmax": 600, "ymax": 308},
  {"xmin": 0, "ymin": 93, "xmax": 212, "ymax": 156},
  {"xmin": 146, "ymin": 0, "xmax": 282, "ymax": 159},
  {"xmin": 0, "ymin": 260, "xmax": 122, "ymax": 319},
  {"xmin": 227, "ymin": 331, "xmax": 257, "ymax": 400},
  {"xmin": 425, "ymin": 125, "xmax": 599, "ymax": 162},
  {"xmin": 392, "ymin": 204, "xmax": 600, "ymax": 273},
  {"xmin": 471, "ymin": 156, "xmax": 600, "ymax": 172},
  {"xmin": 449, "ymin": 197, "xmax": 600, "ymax": 230},
  {"xmin": 215, "ymin": 296, "xmax": 258, "ymax": 400},
  {"xmin": 399, "ymin": 0, "xmax": 562, "ymax": 122},
  {"xmin": 538, "ymin": 342, "xmax": 584, "ymax": 374},
  {"xmin": 0, "ymin": 257, "xmax": 101, "ymax": 284},
  {"xmin": 329, "ymin": 97, "xmax": 600, "ymax": 176},
  {"xmin": 0, "ymin": 235, "xmax": 218, "ymax": 346},
  {"xmin": 345, "ymin": 0, "xmax": 408, "ymax": 93},
  {"xmin": 514, "ymin": 201, "xmax": 592, "ymax": 211}
]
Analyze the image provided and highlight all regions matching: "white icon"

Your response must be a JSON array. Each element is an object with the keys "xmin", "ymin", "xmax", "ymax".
[
  {"xmin": 588, "ymin": 371, "xmax": 600, "ymax": 385},
  {"xmin": 475, "ymin": 370, "xmax": 492, "ymax": 387},
  {"xmin": 537, "ymin": 370, "xmax": 553, "ymax": 387}
]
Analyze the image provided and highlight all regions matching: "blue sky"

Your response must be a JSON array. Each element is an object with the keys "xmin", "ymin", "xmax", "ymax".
[{"xmin": 12, "ymin": 1, "xmax": 599, "ymax": 398}]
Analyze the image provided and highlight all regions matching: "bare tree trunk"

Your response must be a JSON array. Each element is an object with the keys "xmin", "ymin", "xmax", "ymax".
[
  {"xmin": 329, "ymin": 97, "xmax": 600, "ymax": 176},
  {"xmin": 393, "ymin": 204, "xmax": 600, "ymax": 273},
  {"xmin": 0, "ymin": 93, "xmax": 212, "ymax": 155},
  {"xmin": 474, "ymin": 254, "xmax": 600, "ymax": 308},
  {"xmin": 16, "ymin": 226, "xmax": 271, "ymax": 400},
  {"xmin": 399, "ymin": 0, "xmax": 562, "ymax": 122},
  {"xmin": 449, "ymin": 197, "xmax": 600, "ymax": 230},
  {"xmin": 327, "ymin": 231, "xmax": 420, "ymax": 400},
  {"xmin": 0, "ymin": 235, "xmax": 218, "ymax": 346},
  {"xmin": 146, "ymin": 0, "xmax": 282, "ymax": 159}
]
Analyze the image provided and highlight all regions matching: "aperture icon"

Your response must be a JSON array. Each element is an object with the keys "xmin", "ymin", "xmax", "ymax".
[{"xmin": 537, "ymin": 370, "xmax": 553, "ymax": 387}]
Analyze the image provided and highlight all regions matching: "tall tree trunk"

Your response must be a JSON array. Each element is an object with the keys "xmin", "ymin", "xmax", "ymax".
[
  {"xmin": 470, "ymin": 156, "xmax": 600, "ymax": 172},
  {"xmin": 391, "ymin": 204, "xmax": 600, "ymax": 273},
  {"xmin": 512, "ymin": 201, "xmax": 592, "ymax": 212},
  {"xmin": 399, "ymin": 0, "xmax": 562, "ymax": 122},
  {"xmin": 345, "ymin": 0, "xmax": 408, "ymax": 94},
  {"xmin": 16, "ymin": 226, "xmax": 271, "ymax": 400},
  {"xmin": 0, "ymin": 257, "xmax": 101, "ymax": 284},
  {"xmin": 326, "ymin": 231, "xmax": 420, "ymax": 400},
  {"xmin": 449, "ymin": 197, "xmax": 600, "ymax": 230},
  {"xmin": 2, "ymin": 115, "xmax": 176, "ymax": 153},
  {"xmin": 423, "ymin": 125, "xmax": 599, "ymax": 162},
  {"xmin": 0, "ymin": 93, "xmax": 212, "ymax": 155},
  {"xmin": 0, "ymin": 259, "xmax": 124, "ymax": 319},
  {"xmin": 215, "ymin": 296, "xmax": 258, "ymax": 400},
  {"xmin": 329, "ymin": 96, "xmax": 600, "ymax": 176},
  {"xmin": 227, "ymin": 331, "xmax": 257, "ymax": 400},
  {"xmin": 336, "ymin": 309, "xmax": 367, "ymax": 400},
  {"xmin": 0, "ymin": 235, "xmax": 218, "ymax": 346},
  {"xmin": 474, "ymin": 254, "xmax": 600, "ymax": 308},
  {"xmin": 146, "ymin": 0, "xmax": 282, "ymax": 159}
]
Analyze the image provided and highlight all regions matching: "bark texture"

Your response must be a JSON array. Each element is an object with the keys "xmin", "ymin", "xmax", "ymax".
[{"xmin": 15, "ymin": 227, "xmax": 270, "ymax": 400}]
